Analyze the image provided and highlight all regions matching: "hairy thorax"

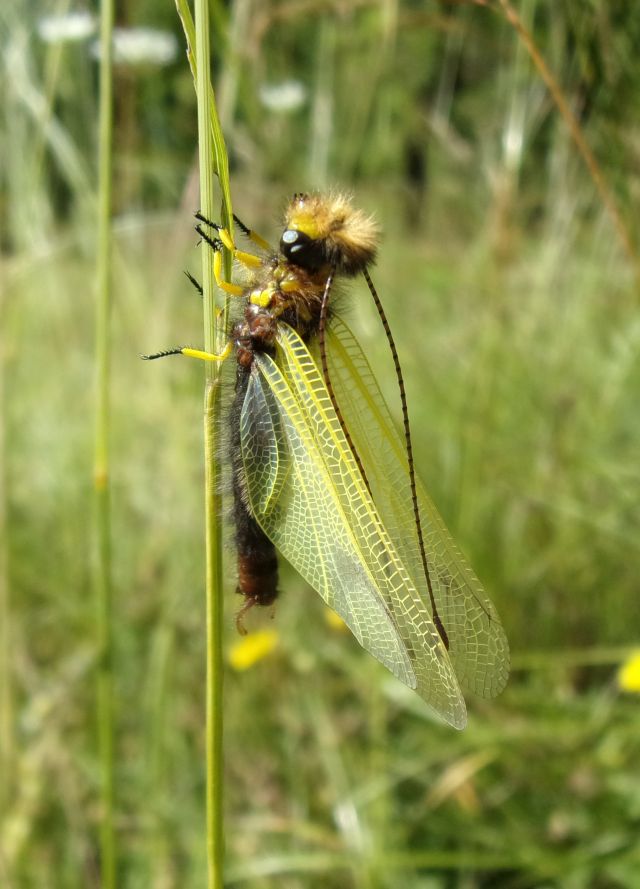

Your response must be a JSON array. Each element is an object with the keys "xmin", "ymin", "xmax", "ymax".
[{"xmin": 233, "ymin": 256, "xmax": 330, "ymax": 367}]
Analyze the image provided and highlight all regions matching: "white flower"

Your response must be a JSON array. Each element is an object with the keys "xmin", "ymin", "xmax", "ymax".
[
  {"xmin": 259, "ymin": 80, "xmax": 307, "ymax": 113},
  {"xmin": 91, "ymin": 27, "xmax": 178, "ymax": 66},
  {"xmin": 37, "ymin": 12, "xmax": 96, "ymax": 43}
]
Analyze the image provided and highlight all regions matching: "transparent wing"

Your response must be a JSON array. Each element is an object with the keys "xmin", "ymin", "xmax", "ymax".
[
  {"xmin": 241, "ymin": 371, "xmax": 415, "ymax": 691},
  {"xmin": 240, "ymin": 367, "xmax": 290, "ymax": 515},
  {"xmin": 241, "ymin": 323, "xmax": 467, "ymax": 729},
  {"xmin": 322, "ymin": 315, "xmax": 509, "ymax": 699}
]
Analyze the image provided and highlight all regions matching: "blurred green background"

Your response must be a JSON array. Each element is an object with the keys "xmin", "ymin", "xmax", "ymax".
[{"xmin": 2, "ymin": 1, "xmax": 640, "ymax": 886}]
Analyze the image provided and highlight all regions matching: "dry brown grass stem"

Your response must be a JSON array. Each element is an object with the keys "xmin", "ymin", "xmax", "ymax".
[{"xmin": 492, "ymin": 0, "xmax": 640, "ymax": 287}]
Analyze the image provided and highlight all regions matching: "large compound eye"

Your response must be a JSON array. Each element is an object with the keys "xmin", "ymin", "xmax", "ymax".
[{"xmin": 280, "ymin": 229, "xmax": 325, "ymax": 271}]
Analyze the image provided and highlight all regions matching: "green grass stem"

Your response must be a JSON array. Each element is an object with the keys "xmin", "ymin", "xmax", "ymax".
[
  {"xmin": 177, "ymin": 0, "xmax": 234, "ymax": 883},
  {"xmin": 93, "ymin": 0, "xmax": 116, "ymax": 885},
  {"xmin": 0, "ymin": 275, "xmax": 11, "ymax": 826}
]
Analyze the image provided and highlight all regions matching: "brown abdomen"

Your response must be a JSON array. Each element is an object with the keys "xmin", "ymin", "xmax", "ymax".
[
  {"xmin": 230, "ymin": 360, "xmax": 279, "ymax": 617},
  {"xmin": 235, "ymin": 513, "xmax": 278, "ymax": 608}
]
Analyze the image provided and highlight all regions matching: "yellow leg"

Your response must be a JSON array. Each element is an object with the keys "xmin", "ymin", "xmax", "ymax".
[
  {"xmin": 182, "ymin": 342, "xmax": 233, "ymax": 362},
  {"xmin": 212, "ymin": 250, "xmax": 244, "ymax": 296},
  {"xmin": 235, "ymin": 248, "xmax": 262, "ymax": 268},
  {"xmin": 142, "ymin": 342, "xmax": 233, "ymax": 362},
  {"xmin": 215, "ymin": 227, "xmax": 263, "ymax": 269},
  {"xmin": 232, "ymin": 214, "xmax": 271, "ymax": 252},
  {"xmin": 195, "ymin": 220, "xmax": 250, "ymax": 295},
  {"xmin": 197, "ymin": 211, "xmax": 270, "ymax": 262}
]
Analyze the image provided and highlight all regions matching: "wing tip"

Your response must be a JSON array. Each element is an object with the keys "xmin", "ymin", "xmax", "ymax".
[{"xmin": 439, "ymin": 699, "xmax": 468, "ymax": 730}]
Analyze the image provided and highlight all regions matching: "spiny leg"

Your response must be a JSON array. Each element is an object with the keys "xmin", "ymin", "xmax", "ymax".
[
  {"xmin": 141, "ymin": 342, "xmax": 233, "ymax": 363},
  {"xmin": 184, "ymin": 269, "xmax": 239, "ymax": 329},
  {"xmin": 194, "ymin": 224, "xmax": 245, "ymax": 296},
  {"xmin": 184, "ymin": 269, "xmax": 203, "ymax": 296},
  {"xmin": 232, "ymin": 213, "xmax": 271, "ymax": 252},
  {"xmin": 197, "ymin": 221, "xmax": 262, "ymax": 270},
  {"xmin": 196, "ymin": 212, "xmax": 272, "ymax": 255},
  {"xmin": 184, "ymin": 271, "xmax": 238, "ymax": 335}
]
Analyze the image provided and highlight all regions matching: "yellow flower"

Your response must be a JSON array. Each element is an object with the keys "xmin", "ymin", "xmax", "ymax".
[
  {"xmin": 618, "ymin": 651, "xmax": 640, "ymax": 693},
  {"xmin": 228, "ymin": 629, "xmax": 279, "ymax": 671},
  {"xmin": 324, "ymin": 608, "xmax": 347, "ymax": 632}
]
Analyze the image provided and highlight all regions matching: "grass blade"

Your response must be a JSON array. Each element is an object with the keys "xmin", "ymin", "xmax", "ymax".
[
  {"xmin": 93, "ymin": 0, "xmax": 116, "ymax": 884},
  {"xmin": 177, "ymin": 0, "xmax": 234, "ymax": 883}
]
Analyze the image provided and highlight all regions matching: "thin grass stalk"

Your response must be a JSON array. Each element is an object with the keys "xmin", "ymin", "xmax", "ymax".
[
  {"xmin": 308, "ymin": 18, "xmax": 335, "ymax": 187},
  {"xmin": 218, "ymin": 0, "xmax": 252, "ymax": 131},
  {"xmin": 93, "ymin": 0, "xmax": 116, "ymax": 884},
  {"xmin": 489, "ymin": 0, "xmax": 640, "ymax": 287},
  {"xmin": 176, "ymin": 0, "xmax": 233, "ymax": 880},
  {"xmin": 32, "ymin": 0, "xmax": 73, "ymax": 187},
  {"xmin": 0, "ymin": 285, "xmax": 11, "ymax": 828},
  {"xmin": 192, "ymin": 0, "xmax": 233, "ymax": 884}
]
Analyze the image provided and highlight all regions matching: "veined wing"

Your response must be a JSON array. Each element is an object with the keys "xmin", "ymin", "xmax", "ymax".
[
  {"xmin": 241, "ymin": 367, "xmax": 414, "ymax": 692},
  {"xmin": 321, "ymin": 315, "xmax": 509, "ymax": 699},
  {"xmin": 240, "ymin": 323, "xmax": 467, "ymax": 728}
]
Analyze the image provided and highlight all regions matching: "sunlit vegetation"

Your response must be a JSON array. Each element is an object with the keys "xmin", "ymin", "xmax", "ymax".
[{"xmin": 1, "ymin": 1, "xmax": 639, "ymax": 886}]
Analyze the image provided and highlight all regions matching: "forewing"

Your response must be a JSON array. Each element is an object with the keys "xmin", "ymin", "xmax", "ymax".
[
  {"xmin": 242, "ymin": 323, "xmax": 467, "ymax": 729},
  {"xmin": 240, "ymin": 369, "xmax": 289, "ymax": 515},
  {"xmin": 322, "ymin": 315, "xmax": 510, "ymax": 699},
  {"xmin": 241, "ymin": 366, "xmax": 415, "ymax": 689}
]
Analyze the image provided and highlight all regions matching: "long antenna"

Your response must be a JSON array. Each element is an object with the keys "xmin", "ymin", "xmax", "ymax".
[
  {"xmin": 362, "ymin": 267, "xmax": 449, "ymax": 649},
  {"xmin": 318, "ymin": 268, "xmax": 372, "ymax": 495}
]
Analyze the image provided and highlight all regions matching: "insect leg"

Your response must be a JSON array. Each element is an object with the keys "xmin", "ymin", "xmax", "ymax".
[
  {"xmin": 196, "ymin": 213, "xmax": 266, "ymax": 270},
  {"xmin": 230, "ymin": 245, "xmax": 263, "ymax": 270},
  {"xmin": 141, "ymin": 342, "xmax": 233, "ymax": 362},
  {"xmin": 184, "ymin": 270, "xmax": 203, "ymax": 295},
  {"xmin": 195, "ymin": 223, "xmax": 246, "ymax": 296},
  {"xmin": 235, "ymin": 599, "xmax": 253, "ymax": 636},
  {"xmin": 196, "ymin": 210, "xmax": 271, "ymax": 251},
  {"xmin": 232, "ymin": 213, "xmax": 271, "ymax": 251}
]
